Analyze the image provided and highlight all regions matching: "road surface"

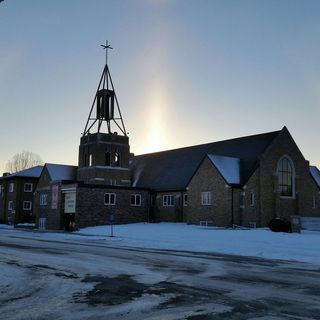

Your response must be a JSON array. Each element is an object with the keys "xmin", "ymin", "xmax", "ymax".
[{"xmin": 0, "ymin": 229, "xmax": 319, "ymax": 320}]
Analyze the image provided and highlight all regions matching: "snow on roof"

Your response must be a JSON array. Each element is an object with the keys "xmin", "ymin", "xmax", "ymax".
[
  {"xmin": 207, "ymin": 154, "xmax": 240, "ymax": 185},
  {"xmin": 310, "ymin": 166, "xmax": 320, "ymax": 188},
  {"xmin": 46, "ymin": 163, "xmax": 77, "ymax": 181},
  {"xmin": 8, "ymin": 165, "xmax": 43, "ymax": 178}
]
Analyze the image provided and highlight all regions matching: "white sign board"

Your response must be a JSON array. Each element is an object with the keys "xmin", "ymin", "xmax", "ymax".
[{"xmin": 64, "ymin": 192, "xmax": 76, "ymax": 213}]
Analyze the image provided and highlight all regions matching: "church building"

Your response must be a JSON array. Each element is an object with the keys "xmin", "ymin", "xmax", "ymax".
[{"xmin": 1, "ymin": 43, "xmax": 320, "ymax": 231}]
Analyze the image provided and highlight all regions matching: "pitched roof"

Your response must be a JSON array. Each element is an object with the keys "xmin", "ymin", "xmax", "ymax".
[
  {"xmin": 130, "ymin": 129, "xmax": 281, "ymax": 191},
  {"xmin": 45, "ymin": 163, "xmax": 77, "ymax": 181},
  {"xmin": 4, "ymin": 165, "xmax": 43, "ymax": 178},
  {"xmin": 207, "ymin": 154, "xmax": 240, "ymax": 185},
  {"xmin": 310, "ymin": 166, "xmax": 320, "ymax": 188}
]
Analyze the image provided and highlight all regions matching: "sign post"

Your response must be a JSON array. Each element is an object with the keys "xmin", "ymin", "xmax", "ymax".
[{"xmin": 109, "ymin": 214, "xmax": 114, "ymax": 237}]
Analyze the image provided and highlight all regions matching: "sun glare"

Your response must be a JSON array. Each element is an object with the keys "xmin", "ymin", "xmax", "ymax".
[{"xmin": 144, "ymin": 87, "xmax": 167, "ymax": 154}]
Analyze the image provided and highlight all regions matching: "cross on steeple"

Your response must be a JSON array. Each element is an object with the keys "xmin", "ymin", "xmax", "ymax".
[{"xmin": 101, "ymin": 40, "xmax": 113, "ymax": 66}]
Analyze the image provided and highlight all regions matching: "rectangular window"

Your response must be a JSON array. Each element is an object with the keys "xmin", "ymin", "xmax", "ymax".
[
  {"xmin": 249, "ymin": 222, "xmax": 257, "ymax": 228},
  {"xmin": 24, "ymin": 183, "xmax": 33, "ymax": 192},
  {"xmin": 130, "ymin": 194, "xmax": 141, "ymax": 206},
  {"xmin": 104, "ymin": 193, "xmax": 116, "ymax": 205},
  {"xmin": 8, "ymin": 201, "xmax": 13, "ymax": 210},
  {"xmin": 183, "ymin": 193, "xmax": 188, "ymax": 206},
  {"xmin": 163, "ymin": 195, "xmax": 174, "ymax": 206},
  {"xmin": 9, "ymin": 183, "xmax": 14, "ymax": 192},
  {"xmin": 250, "ymin": 192, "xmax": 255, "ymax": 206},
  {"xmin": 23, "ymin": 201, "xmax": 32, "ymax": 210},
  {"xmin": 201, "ymin": 192, "xmax": 211, "ymax": 205},
  {"xmin": 40, "ymin": 194, "xmax": 48, "ymax": 206}
]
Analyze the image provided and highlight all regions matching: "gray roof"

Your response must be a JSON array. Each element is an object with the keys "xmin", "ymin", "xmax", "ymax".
[
  {"xmin": 45, "ymin": 163, "xmax": 77, "ymax": 181},
  {"xmin": 130, "ymin": 129, "xmax": 281, "ymax": 191},
  {"xmin": 207, "ymin": 154, "xmax": 240, "ymax": 185},
  {"xmin": 310, "ymin": 166, "xmax": 320, "ymax": 188},
  {"xmin": 5, "ymin": 165, "xmax": 43, "ymax": 178}
]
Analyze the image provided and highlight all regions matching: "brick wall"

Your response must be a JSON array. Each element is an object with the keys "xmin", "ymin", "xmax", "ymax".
[
  {"xmin": 34, "ymin": 167, "xmax": 63, "ymax": 230},
  {"xmin": 75, "ymin": 186, "xmax": 149, "ymax": 228},
  {"xmin": 151, "ymin": 191, "xmax": 184, "ymax": 222},
  {"xmin": 186, "ymin": 157, "xmax": 233, "ymax": 227}
]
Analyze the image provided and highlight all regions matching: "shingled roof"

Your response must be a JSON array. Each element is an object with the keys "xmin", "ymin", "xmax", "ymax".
[
  {"xmin": 1, "ymin": 165, "xmax": 43, "ymax": 179},
  {"xmin": 45, "ymin": 163, "xmax": 77, "ymax": 181},
  {"xmin": 130, "ymin": 129, "xmax": 282, "ymax": 191}
]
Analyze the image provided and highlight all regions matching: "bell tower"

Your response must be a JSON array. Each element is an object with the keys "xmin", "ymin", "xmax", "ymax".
[{"xmin": 77, "ymin": 41, "xmax": 131, "ymax": 186}]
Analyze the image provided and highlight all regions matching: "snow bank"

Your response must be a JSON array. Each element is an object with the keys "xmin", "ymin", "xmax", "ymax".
[
  {"xmin": 2, "ymin": 222, "xmax": 319, "ymax": 264},
  {"xmin": 76, "ymin": 223, "xmax": 320, "ymax": 265}
]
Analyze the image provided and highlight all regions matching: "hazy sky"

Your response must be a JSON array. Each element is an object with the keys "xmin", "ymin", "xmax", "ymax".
[{"xmin": 1, "ymin": 0, "xmax": 320, "ymax": 172}]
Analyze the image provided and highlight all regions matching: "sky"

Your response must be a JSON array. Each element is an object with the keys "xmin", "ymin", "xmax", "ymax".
[{"xmin": 1, "ymin": 0, "xmax": 320, "ymax": 172}]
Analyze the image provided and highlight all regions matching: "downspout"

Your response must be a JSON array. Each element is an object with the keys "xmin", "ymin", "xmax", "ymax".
[
  {"xmin": 180, "ymin": 191, "xmax": 184, "ymax": 222},
  {"xmin": 3, "ymin": 180, "xmax": 8, "ymax": 224},
  {"xmin": 231, "ymin": 186, "xmax": 234, "ymax": 227}
]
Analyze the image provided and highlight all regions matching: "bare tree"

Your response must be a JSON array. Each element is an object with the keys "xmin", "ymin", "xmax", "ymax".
[{"xmin": 5, "ymin": 150, "xmax": 44, "ymax": 173}]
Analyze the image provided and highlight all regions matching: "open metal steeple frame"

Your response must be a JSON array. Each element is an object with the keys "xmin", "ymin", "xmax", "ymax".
[{"xmin": 82, "ymin": 41, "xmax": 127, "ymax": 137}]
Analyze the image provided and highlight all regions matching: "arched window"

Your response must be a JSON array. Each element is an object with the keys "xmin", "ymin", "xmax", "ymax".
[{"xmin": 277, "ymin": 156, "xmax": 294, "ymax": 197}]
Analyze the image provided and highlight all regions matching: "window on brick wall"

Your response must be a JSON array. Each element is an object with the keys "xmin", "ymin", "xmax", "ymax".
[
  {"xmin": 163, "ymin": 195, "xmax": 174, "ymax": 206},
  {"xmin": 8, "ymin": 201, "xmax": 13, "ymax": 210},
  {"xmin": 24, "ymin": 183, "xmax": 33, "ymax": 192},
  {"xmin": 130, "ymin": 194, "xmax": 141, "ymax": 206},
  {"xmin": 183, "ymin": 193, "xmax": 188, "ymax": 206},
  {"xmin": 277, "ymin": 156, "xmax": 295, "ymax": 198},
  {"xmin": 9, "ymin": 183, "xmax": 14, "ymax": 192},
  {"xmin": 40, "ymin": 194, "xmax": 48, "ymax": 206},
  {"xmin": 201, "ymin": 191, "xmax": 211, "ymax": 205},
  {"xmin": 23, "ymin": 201, "xmax": 32, "ymax": 210},
  {"xmin": 104, "ymin": 193, "xmax": 116, "ymax": 205},
  {"xmin": 250, "ymin": 192, "xmax": 255, "ymax": 206}
]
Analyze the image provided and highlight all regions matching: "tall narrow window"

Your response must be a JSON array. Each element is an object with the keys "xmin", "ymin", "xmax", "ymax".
[
  {"xmin": 163, "ymin": 195, "xmax": 174, "ymax": 206},
  {"xmin": 115, "ymin": 152, "xmax": 121, "ymax": 167},
  {"xmin": 9, "ymin": 183, "xmax": 14, "ymax": 193},
  {"xmin": 40, "ymin": 194, "xmax": 48, "ymax": 206},
  {"xmin": 105, "ymin": 152, "xmax": 111, "ymax": 166},
  {"xmin": 277, "ymin": 156, "xmax": 294, "ymax": 197},
  {"xmin": 89, "ymin": 154, "xmax": 93, "ymax": 167},
  {"xmin": 8, "ymin": 201, "xmax": 13, "ymax": 210},
  {"xmin": 183, "ymin": 194, "xmax": 188, "ymax": 206},
  {"xmin": 250, "ymin": 192, "xmax": 255, "ymax": 206},
  {"xmin": 201, "ymin": 192, "xmax": 211, "ymax": 205}
]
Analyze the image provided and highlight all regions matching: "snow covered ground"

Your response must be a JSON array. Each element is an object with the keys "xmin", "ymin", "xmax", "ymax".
[
  {"xmin": 1, "ymin": 223, "xmax": 320, "ymax": 265},
  {"xmin": 1, "ymin": 223, "xmax": 320, "ymax": 319}
]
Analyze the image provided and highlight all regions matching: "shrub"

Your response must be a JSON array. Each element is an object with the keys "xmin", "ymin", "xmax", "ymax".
[{"xmin": 269, "ymin": 217, "xmax": 291, "ymax": 233}]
